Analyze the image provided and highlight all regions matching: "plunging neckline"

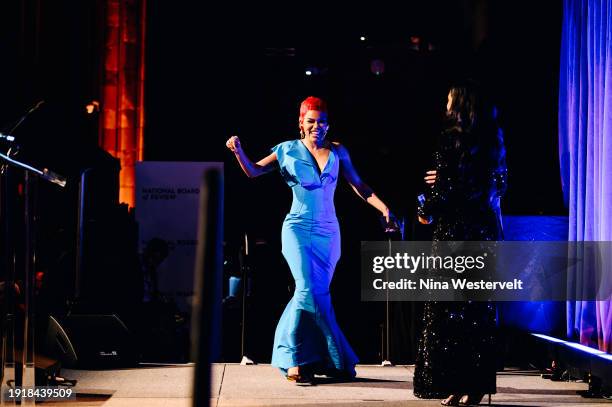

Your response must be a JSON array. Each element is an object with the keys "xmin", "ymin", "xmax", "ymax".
[{"xmin": 298, "ymin": 139, "xmax": 332, "ymax": 175}]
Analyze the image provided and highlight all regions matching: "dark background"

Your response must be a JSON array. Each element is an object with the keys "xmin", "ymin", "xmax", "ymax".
[{"xmin": 0, "ymin": 1, "xmax": 565, "ymax": 364}]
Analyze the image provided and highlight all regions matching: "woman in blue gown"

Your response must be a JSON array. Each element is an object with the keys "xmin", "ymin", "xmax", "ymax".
[{"xmin": 226, "ymin": 96, "xmax": 394, "ymax": 383}]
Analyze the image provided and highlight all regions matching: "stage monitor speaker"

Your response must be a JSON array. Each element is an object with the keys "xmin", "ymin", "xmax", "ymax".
[
  {"xmin": 43, "ymin": 315, "xmax": 78, "ymax": 367},
  {"xmin": 59, "ymin": 314, "xmax": 138, "ymax": 369}
]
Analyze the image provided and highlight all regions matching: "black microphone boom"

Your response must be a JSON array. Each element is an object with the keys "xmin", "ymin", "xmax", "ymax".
[{"xmin": 1, "ymin": 100, "xmax": 46, "ymax": 141}]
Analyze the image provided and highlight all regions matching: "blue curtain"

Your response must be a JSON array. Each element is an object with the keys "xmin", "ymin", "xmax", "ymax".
[{"xmin": 559, "ymin": 0, "xmax": 612, "ymax": 353}]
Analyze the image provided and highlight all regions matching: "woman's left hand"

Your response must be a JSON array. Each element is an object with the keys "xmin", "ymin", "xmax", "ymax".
[
  {"xmin": 382, "ymin": 210, "xmax": 400, "ymax": 233},
  {"xmin": 382, "ymin": 208, "xmax": 391, "ymax": 224},
  {"xmin": 424, "ymin": 170, "xmax": 437, "ymax": 186}
]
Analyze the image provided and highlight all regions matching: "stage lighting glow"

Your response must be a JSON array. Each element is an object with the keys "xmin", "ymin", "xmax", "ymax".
[
  {"xmin": 565, "ymin": 342, "xmax": 606, "ymax": 355},
  {"xmin": 85, "ymin": 100, "xmax": 100, "ymax": 114},
  {"xmin": 596, "ymin": 353, "xmax": 612, "ymax": 361},
  {"xmin": 360, "ymin": 36, "xmax": 366, "ymax": 41},
  {"xmin": 370, "ymin": 59, "xmax": 385, "ymax": 76},
  {"xmin": 409, "ymin": 36, "xmax": 421, "ymax": 51},
  {"xmin": 532, "ymin": 333, "xmax": 609, "ymax": 356},
  {"xmin": 531, "ymin": 333, "xmax": 564, "ymax": 343},
  {"xmin": 305, "ymin": 66, "xmax": 320, "ymax": 76}
]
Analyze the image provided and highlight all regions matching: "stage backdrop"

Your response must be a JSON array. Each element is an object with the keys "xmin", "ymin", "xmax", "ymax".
[
  {"xmin": 559, "ymin": 0, "xmax": 612, "ymax": 352},
  {"xmin": 135, "ymin": 162, "xmax": 224, "ymax": 314}
]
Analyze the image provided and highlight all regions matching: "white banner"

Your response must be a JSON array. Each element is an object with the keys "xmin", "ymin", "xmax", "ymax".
[{"xmin": 135, "ymin": 161, "xmax": 223, "ymax": 313}]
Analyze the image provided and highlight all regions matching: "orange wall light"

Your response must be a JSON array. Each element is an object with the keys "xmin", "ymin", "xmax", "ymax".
[{"xmin": 101, "ymin": 0, "xmax": 146, "ymax": 208}]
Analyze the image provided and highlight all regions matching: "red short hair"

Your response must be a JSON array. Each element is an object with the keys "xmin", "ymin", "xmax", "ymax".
[{"xmin": 299, "ymin": 96, "xmax": 327, "ymax": 121}]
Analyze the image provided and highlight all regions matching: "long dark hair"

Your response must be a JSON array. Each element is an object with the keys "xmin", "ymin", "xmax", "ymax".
[{"xmin": 442, "ymin": 81, "xmax": 506, "ymax": 173}]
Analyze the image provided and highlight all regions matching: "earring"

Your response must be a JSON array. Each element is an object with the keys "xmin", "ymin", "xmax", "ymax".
[{"xmin": 300, "ymin": 129, "xmax": 305, "ymax": 139}]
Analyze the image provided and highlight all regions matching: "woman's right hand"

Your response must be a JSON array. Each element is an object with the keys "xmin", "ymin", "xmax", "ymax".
[{"xmin": 226, "ymin": 135, "xmax": 242, "ymax": 154}]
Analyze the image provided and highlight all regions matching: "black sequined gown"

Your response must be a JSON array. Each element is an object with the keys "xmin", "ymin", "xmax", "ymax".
[{"xmin": 414, "ymin": 129, "xmax": 507, "ymax": 398}]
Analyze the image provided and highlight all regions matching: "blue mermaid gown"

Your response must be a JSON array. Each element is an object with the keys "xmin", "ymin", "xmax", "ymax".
[{"xmin": 270, "ymin": 139, "xmax": 358, "ymax": 376}]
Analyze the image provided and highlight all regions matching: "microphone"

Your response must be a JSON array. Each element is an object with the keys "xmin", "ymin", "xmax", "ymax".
[
  {"xmin": 1, "ymin": 100, "xmax": 45, "ymax": 143},
  {"xmin": 0, "ymin": 133, "xmax": 16, "ymax": 142}
]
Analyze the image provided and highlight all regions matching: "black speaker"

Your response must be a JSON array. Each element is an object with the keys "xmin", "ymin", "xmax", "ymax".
[
  {"xmin": 57, "ymin": 314, "xmax": 138, "ymax": 369},
  {"xmin": 43, "ymin": 315, "xmax": 78, "ymax": 367}
]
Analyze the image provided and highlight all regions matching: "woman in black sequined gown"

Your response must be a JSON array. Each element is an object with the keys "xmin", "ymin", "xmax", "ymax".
[{"xmin": 414, "ymin": 83, "xmax": 507, "ymax": 406}]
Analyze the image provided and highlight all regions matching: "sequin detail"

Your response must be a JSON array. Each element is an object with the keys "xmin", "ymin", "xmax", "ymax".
[{"xmin": 414, "ymin": 129, "xmax": 507, "ymax": 399}]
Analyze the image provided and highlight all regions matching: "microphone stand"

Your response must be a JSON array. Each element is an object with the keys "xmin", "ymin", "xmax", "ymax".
[
  {"xmin": 0, "ymin": 100, "xmax": 45, "ymax": 175},
  {"xmin": 0, "ymin": 150, "xmax": 66, "ymax": 404},
  {"xmin": 239, "ymin": 233, "xmax": 254, "ymax": 365},
  {"xmin": 381, "ymin": 216, "xmax": 405, "ymax": 367}
]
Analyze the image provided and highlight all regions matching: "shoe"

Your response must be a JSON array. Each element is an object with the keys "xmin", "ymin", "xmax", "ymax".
[
  {"xmin": 316, "ymin": 367, "xmax": 355, "ymax": 380},
  {"xmin": 286, "ymin": 366, "xmax": 314, "ymax": 386},
  {"xmin": 441, "ymin": 394, "xmax": 461, "ymax": 406},
  {"xmin": 286, "ymin": 373, "xmax": 313, "ymax": 385},
  {"xmin": 458, "ymin": 393, "xmax": 491, "ymax": 406}
]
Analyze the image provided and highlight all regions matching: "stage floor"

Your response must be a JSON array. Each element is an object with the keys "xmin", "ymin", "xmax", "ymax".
[{"xmin": 50, "ymin": 364, "xmax": 610, "ymax": 406}]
